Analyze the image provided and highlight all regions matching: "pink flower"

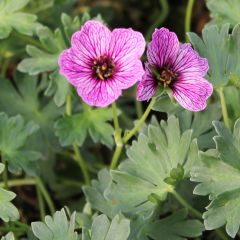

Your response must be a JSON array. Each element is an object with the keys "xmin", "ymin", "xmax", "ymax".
[
  {"xmin": 137, "ymin": 28, "xmax": 213, "ymax": 112},
  {"xmin": 59, "ymin": 20, "xmax": 145, "ymax": 107}
]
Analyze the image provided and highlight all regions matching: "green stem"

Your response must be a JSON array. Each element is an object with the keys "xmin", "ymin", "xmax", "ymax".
[
  {"xmin": 146, "ymin": 0, "xmax": 169, "ymax": 41},
  {"xmin": 123, "ymin": 97, "xmax": 156, "ymax": 143},
  {"xmin": 66, "ymin": 94, "xmax": 72, "ymax": 116},
  {"xmin": 66, "ymin": 93, "xmax": 90, "ymax": 185},
  {"xmin": 73, "ymin": 144, "xmax": 90, "ymax": 185},
  {"xmin": 0, "ymin": 178, "xmax": 35, "ymax": 188},
  {"xmin": 110, "ymin": 144, "xmax": 123, "ymax": 170},
  {"xmin": 2, "ymin": 160, "xmax": 8, "ymax": 189},
  {"xmin": 112, "ymin": 102, "xmax": 121, "ymax": 135},
  {"xmin": 0, "ymin": 58, "xmax": 9, "ymax": 77},
  {"xmin": 185, "ymin": 0, "xmax": 195, "ymax": 41},
  {"xmin": 217, "ymin": 87, "xmax": 230, "ymax": 128},
  {"xmin": 36, "ymin": 185, "xmax": 45, "ymax": 221},
  {"xmin": 35, "ymin": 177, "xmax": 55, "ymax": 215},
  {"xmin": 171, "ymin": 190, "xmax": 202, "ymax": 219},
  {"xmin": 11, "ymin": 31, "xmax": 45, "ymax": 50},
  {"xmin": 135, "ymin": 101, "xmax": 143, "ymax": 118},
  {"xmin": 171, "ymin": 190, "xmax": 229, "ymax": 240}
]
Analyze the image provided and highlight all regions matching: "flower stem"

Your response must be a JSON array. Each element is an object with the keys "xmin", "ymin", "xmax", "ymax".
[
  {"xmin": 0, "ymin": 178, "xmax": 35, "ymax": 188},
  {"xmin": 66, "ymin": 94, "xmax": 72, "ymax": 116},
  {"xmin": 185, "ymin": 0, "xmax": 195, "ymax": 41},
  {"xmin": 217, "ymin": 87, "xmax": 230, "ymax": 129},
  {"xmin": 110, "ymin": 98, "xmax": 156, "ymax": 169},
  {"xmin": 146, "ymin": 0, "xmax": 169, "ymax": 41},
  {"xmin": 123, "ymin": 97, "xmax": 156, "ymax": 143},
  {"xmin": 112, "ymin": 102, "xmax": 121, "ymax": 136},
  {"xmin": 171, "ymin": 190, "xmax": 229, "ymax": 240},
  {"xmin": 36, "ymin": 185, "xmax": 45, "ymax": 221},
  {"xmin": 35, "ymin": 177, "xmax": 55, "ymax": 215},
  {"xmin": 171, "ymin": 190, "xmax": 202, "ymax": 219},
  {"xmin": 2, "ymin": 159, "xmax": 8, "ymax": 189},
  {"xmin": 66, "ymin": 93, "xmax": 90, "ymax": 185},
  {"xmin": 73, "ymin": 144, "xmax": 90, "ymax": 185}
]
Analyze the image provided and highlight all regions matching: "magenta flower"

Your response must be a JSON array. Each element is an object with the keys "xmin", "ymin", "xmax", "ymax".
[
  {"xmin": 59, "ymin": 20, "xmax": 145, "ymax": 107},
  {"xmin": 137, "ymin": 28, "xmax": 213, "ymax": 112}
]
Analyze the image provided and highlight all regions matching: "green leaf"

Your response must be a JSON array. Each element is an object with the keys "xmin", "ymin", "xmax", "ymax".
[
  {"xmin": 61, "ymin": 13, "xmax": 81, "ymax": 41},
  {"xmin": 0, "ymin": 112, "xmax": 41, "ymax": 174},
  {"xmin": 177, "ymin": 103, "xmax": 222, "ymax": 149},
  {"xmin": 0, "ymin": 74, "xmax": 61, "ymax": 180},
  {"xmin": 206, "ymin": 0, "xmax": 240, "ymax": 27},
  {"xmin": 1, "ymin": 232, "xmax": 15, "ymax": 240},
  {"xmin": 82, "ymin": 214, "xmax": 130, "ymax": 240},
  {"xmin": 45, "ymin": 70, "xmax": 69, "ymax": 107},
  {"xmin": 83, "ymin": 169, "xmax": 119, "ymax": 219},
  {"xmin": 17, "ymin": 26, "xmax": 66, "ymax": 75},
  {"xmin": 0, "ymin": 163, "xmax": 19, "ymax": 222},
  {"xmin": 105, "ymin": 116, "xmax": 198, "ymax": 216},
  {"xmin": 145, "ymin": 209, "xmax": 204, "ymax": 240},
  {"xmin": 190, "ymin": 118, "xmax": 240, "ymax": 238},
  {"xmin": 55, "ymin": 108, "xmax": 114, "ymax": 148},
  {"xmin": 31, "ymin": 209, "xmax": 78, "ymax": 240},
  {"xmin": 0, "ymin": 0, "xmax": 40, "ymax": 39},
  {"xmin": 188, "ymin": 24, "xmax": 240, "ymax": 87}
]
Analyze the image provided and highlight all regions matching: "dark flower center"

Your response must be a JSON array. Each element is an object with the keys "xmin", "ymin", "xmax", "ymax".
[
  {"xmin": 150, "ymin": 65, "xmax": 178, "ymax": 88},
  {"xmin": 92, "ymin": 56, "xmax": 115, "ymax": 80}
]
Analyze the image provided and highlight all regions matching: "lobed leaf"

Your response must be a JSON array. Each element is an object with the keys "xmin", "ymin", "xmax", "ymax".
[
  {"xmin": 191, "ymin": 118, "xmax": 240, "ymax": 238},
  {"xmin": 0, "ymin": 0, "xmax": 40, "ymax": 39},
  {"xmin": 55, "ymin": 108, "xmax": 114, "ymax": 148},
  {"xmin": 31, "ymin": 209, "xmax": 79, "ymax": 240}
]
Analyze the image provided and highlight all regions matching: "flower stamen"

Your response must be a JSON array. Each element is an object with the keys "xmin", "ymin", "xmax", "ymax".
[{"xmin": 92, "ymin": 56, "xmax": 115, "ymax": 80}]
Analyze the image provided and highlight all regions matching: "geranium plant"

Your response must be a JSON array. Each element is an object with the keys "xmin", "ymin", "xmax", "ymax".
[{"xmin": 0, "ymin": 0, "xmax": 240, "ymax": 239}]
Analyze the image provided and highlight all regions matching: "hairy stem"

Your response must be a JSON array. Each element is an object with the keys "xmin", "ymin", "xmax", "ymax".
[
  {"xmin": 217, "ymin": 87, "xmax": 230, "ymax": 128},
  {"xmin": 185, "ymin": 0, "xmax": 195, "ymax": 41},
  {"xmin": 35, "ymin": 177, "xmax": 55, "ymax": 215}
]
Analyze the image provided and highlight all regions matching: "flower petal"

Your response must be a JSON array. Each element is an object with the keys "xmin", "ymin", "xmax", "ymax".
[
  {"xmin": 172, "ymin": 73, "xmax": 213, "ymax": 112},
  {"xmin": 136, "ymin": 65, "xmax": 157, "ymax": 101},
  {"xmin": 147, "ymin": 28, "xmax": 179, "ymax": 67},
  {"xmin": 71, "ymin": 20, "xmax": 111, "ymax": 60},
  {"xmin": 77, "ymin": 77, "xmax": 122, "ymax": 107},
  {"xmin": 114, "ymin": 60, "xmax": 145, "ymax": 89},
  {"xmin": 109, "ymin": 28, "xmax": 145, "ymax": 62},
  {"xmin": 172, "ymin": 43, "xmax": 209, "ymax": 77},
  {"xmin": 58, "ymin": 48, "xmax": 92, "ymax": 87}
]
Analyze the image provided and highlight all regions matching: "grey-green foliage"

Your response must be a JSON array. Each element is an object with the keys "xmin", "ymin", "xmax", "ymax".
[
  {"xmin": 145, "ymin": 209, "xmax": 204, "ymax": 240},
  {"xmin": 1, "ymin": 232, "xmax": 15, "ymax": 240},
  {"xmin": 55, "ymin": 108, "xmax": 114, "ymax": 148},
  {"xmin": 31, "ymin": 209, "xmax": 79, "ymax": 240},
  {"xmin": 0, "ymin": 112, "xmax": 41, "ymax": 174},
  {"xmin": 206, "ymin": 0, "xmax": 240, "ymax": 27},
  {"xmin": 0, "ymin": 0, "xmax": 40, "ymax": 39},
  {"xmin": 191, "ymin": 118, "xmax": 240, "ymax": 238},
  {"xmin": 105, "ymin": 116, "xmax": 198, "ymax": 216},
  {"xmin": 0, "ymin": 163, "xmax": 19, "ymax": 222},
  {"xmin": 82, "ymin": 214, "xmax": 130, "ymax": 240},
  {"xmin": 17, "ymin": 12, "xmax": 91, "ymax": 107},
  {"xmin": 188, "ymin": 24, "xmax": 240, "ymax": 87}
]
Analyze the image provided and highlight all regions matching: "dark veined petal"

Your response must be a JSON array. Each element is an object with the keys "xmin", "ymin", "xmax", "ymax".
[
  {"xmin": 172, "ymin": 43, "xmax": 209, "ymax": 77},
  {"xmin": 147, "ymin": 28, "xmax": 179, "ymax": 68},
  {"xmin": 136, "ymin": 64, "xmax": 157, "ymax": 101},
  {"xmin": 172, "ymin": 73, "xmax": 213, "ymax": 112}
]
